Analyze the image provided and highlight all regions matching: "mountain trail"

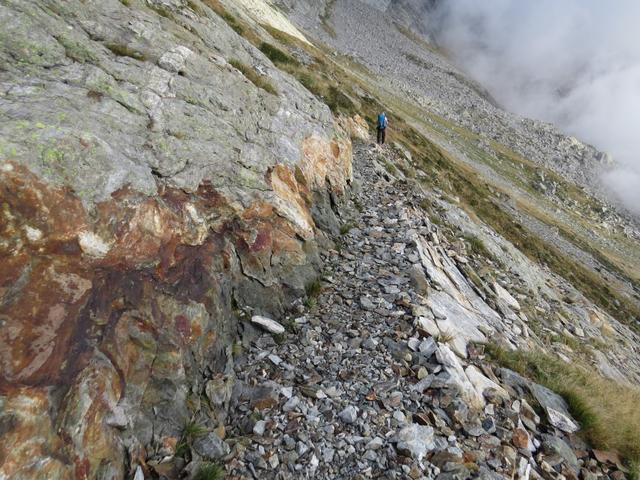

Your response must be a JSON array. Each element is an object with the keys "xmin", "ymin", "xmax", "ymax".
[{"xmin": 223, "ymin": 142, "xmax": 601, "ymax": 479}]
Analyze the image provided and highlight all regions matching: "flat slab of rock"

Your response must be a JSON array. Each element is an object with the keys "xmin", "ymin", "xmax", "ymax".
[
  {"xmin": 546, "ymin": 406, "xmax": 579, "ymax": 433},
  {"xmin": 251, "ymin": 315, "xmax": 285, "ymax": 335},
  {"xmin": 436, "ymin": 345, "xmax": 486, "ymax": 409},
  {"xmin": 465, "ymin": 365, "xmax": 510, "ymax": 403},
  {"xmin": 493, "ymin": 282, "xmax": 521, "ymax": 311}
]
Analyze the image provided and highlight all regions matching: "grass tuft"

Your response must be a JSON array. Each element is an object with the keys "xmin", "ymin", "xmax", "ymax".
[
  {"xmin": 339, "ymin": 223, "xmax": 354, "ymax": 235},
  {"xmin": 463, "ymin": 234, "xmax": 489, "ymax": 257},
  {"xmin": 228, "ymin": 59, "xmax": 277, "ymax": 95},
  {"xmin": 435, "ymin": 330, "xmax": 455, "ymax": 344},
  {"xmin": 259, "ymin": 42, "xmax": 299, "ymax": 66},
  {"xmin": 384, "ymin": 160, "xmax": 398, "ymax": 176},
  {"xmin": 202, "ymin": 0, "xmax": 262, "ymax": 44},
  {"xmin": 183, "ymin": 420, "xmax": 208, "ymax": 442},
  {"xmin": 324, "ymin": 85, "xmax": 356, "ymax": 115},
  {"xmin": 148, "ymin": 2, "xmax": 177, "ymax": 20},
  {"xmin": 305, "ymin": 279, "xmax": 322, "ymax": 298},
  {"xmin": 175, "ymin": 419, "xmax": 208, "ymax": 459},
  {"xmin": 193, "ymin": 462, "xmax": 224, "ymax": 480},
  {"xmin": 104, "ymin": 42, "xmax": 147, "ymax": 61}
]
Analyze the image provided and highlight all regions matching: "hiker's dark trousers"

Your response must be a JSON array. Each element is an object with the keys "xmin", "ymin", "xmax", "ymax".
[{"xmin": 377, "ymin": 127, "xmax": 386, "ymax": 144}]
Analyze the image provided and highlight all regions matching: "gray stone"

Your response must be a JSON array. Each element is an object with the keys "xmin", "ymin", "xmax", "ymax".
[
  {"xmin": 407, "ymin": 337, "xmax": 421, "ymax": 351},
  {"xmin": 493, "ymin": 282, "xmax": 521, "ymax": 311},
  {"xmin": 546, "ymin": 406, "xmax": 579, "ymax": 433},
  {"xmin": 409, "ymin": 263, "xmax": 430, "ymax": 295},
  {"xmin": 205, "ymin": 376, "xmax": 233, "ymax": 408},
  {"xmin": 360, "ymin": 296, "xmax": 376, "ymax": 310},
  {"xmin": 393, "ymin": 410, "xmax": 407, "ymax": 424},
  {"xmin": 419, "ymin": 337, "xmax": 437, "ymax": 357},
  {"xmin": 530, "ymin": 383, "xmax": 579, "ymax": 433},
  {"xmin": 395, "ymin": 424, "xmax": 436, "ymax": 462},
  {"xmin": 363, "ymin": 449, "xmax": 378, "ymax": 461},
  {"xmin": 323, "ymin": 447, "xmax": 335, "ymax": 462},
  {"xmin": 541, "ymin": 434, "xmax": 579, "ymax": 471},
  {"xmin": 339, "ymin": 405, "xmax": 358, "ymax": 424},
  {"xmin": 362, "ymin": 337, "xmax": 378, "ymax": 350},
  {"xmin": 251, "ymin": 316, "xmax": 286, "ymax": 335},
  {"xmin": 283, "ymin": 396, "xmax": 300, "ymax": 412},
  {"xmin": 365, "ymin": 437, "xmax": 384, "ymax": 450},
  {"xmin": 158, "ymin": 45, "xmax": 193, "ymax": 73},
  {"xmin": 412, "ymin": 375, "xmax": 434, "ymax": 392},
  {"xmin": 253, "ymin": 420, "xmax": 267, "ymax": 436},
  {"xmin": 133, "ymin": 466, "xmax": 144, "ymax": 480},
  {"xmin": 193, "ymin": 432, "xmax": 230, "ymax": 460}
]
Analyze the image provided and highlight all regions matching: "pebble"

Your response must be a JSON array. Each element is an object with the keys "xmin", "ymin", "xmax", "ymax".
[
  {"xmin": 339, "ymin": 405, "xmax": 358, "ymax": 424},
  {"xmin": 366, "ymin": 437, "xmax": 384, "ymax": 450},
  {"xmin": 253, "ymin": 420, "xmax": 267, "ymax": 436},
  {"xmin": 283, "ymin": 396, "xmax": 300, "ymax": 412},
  {"xmin": 393, "ymin": 410, "xmax": 407, "ymax": 424}
]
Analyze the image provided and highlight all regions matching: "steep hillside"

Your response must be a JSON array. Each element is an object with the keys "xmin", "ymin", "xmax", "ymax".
[
  {"xmin": 1, "ymin": 0, "xmax": 639, "ymax": 479},
  {"xmin": 277, "ymin": 0, "xmax": 640, "ymax": 324}
]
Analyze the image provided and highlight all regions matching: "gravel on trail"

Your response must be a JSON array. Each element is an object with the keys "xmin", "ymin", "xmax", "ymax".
[{"xmin": 221, "ymin": 142, "xmax": 614, "ymax": 480}]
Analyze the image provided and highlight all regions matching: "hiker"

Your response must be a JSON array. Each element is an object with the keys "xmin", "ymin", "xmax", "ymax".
[{"xmin": 376, "ymin": 111, "xmax": 388, "ymax": 145}]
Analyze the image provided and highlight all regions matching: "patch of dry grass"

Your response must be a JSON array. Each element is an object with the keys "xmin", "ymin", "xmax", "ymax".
[
  {"xmin": 487, "ymin": 343, "xmax": 640, "ymax": 466},
  {"xmin": 104, "ymin": 42, "xmax": 147, "ymax": 61},
  {"xmin": 435, "ymin": 330, "xmax": 456, "ymax": 344},
  {"xmin": 202, "ymin": 0, "xmax": 261, "ymax": 44}
]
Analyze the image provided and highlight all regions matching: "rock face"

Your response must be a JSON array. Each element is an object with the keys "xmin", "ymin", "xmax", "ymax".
[{"xmin": 0, "ymin": 0, "xmax": 352, "ymax": 477}]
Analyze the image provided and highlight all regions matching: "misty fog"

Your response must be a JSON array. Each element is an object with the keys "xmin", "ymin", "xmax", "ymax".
[{"xmin": 427, "ymin": 0, "xmax": 640, "ymax": 215}]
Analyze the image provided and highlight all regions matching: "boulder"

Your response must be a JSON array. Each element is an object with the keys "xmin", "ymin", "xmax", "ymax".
[
  {"xmin": 530, "ymin": 384, "xmax": 579, "ymax": 433},
  {"xmin": 436, "ymin": 345, "xmax": 486, "ymax": 409},
  {"xmin": 465, "ymin": 366, "xmax": 510, "ymax": 404},
  {"xmin": 541, "ymin": 435, "xmax": 579, "ymax": 472}
]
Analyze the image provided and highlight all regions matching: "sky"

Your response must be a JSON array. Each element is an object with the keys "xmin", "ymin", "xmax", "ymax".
[{"xmin": 427, "ymin": 0, "xmax": 640, "ymax": 216}]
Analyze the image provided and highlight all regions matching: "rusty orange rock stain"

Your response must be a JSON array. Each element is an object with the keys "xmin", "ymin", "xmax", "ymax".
[{"xmin": 0, "ymin": 128, "xmax": 353, "ymax": 478}]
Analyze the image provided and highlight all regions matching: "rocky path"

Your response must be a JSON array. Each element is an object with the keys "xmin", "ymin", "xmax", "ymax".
[{"xmin": 221, "ymin": 142, "xmax": 623, "ymax": 480}]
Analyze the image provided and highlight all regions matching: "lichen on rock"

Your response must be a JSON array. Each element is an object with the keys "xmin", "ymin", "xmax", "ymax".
[{"xmin": 0, "ymin": 0, "xmax": 353, "ymax": 477}]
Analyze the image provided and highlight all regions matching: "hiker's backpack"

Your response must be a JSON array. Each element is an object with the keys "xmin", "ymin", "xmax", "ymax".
[{"xmin": 377, "ymin": 113, "xmax": 386, "ymax": 129}]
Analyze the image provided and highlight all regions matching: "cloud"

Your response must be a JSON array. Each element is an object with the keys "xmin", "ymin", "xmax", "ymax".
[{"xmin": 428, "ymin": 0, "xmax": 640, "ymax": 215}]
